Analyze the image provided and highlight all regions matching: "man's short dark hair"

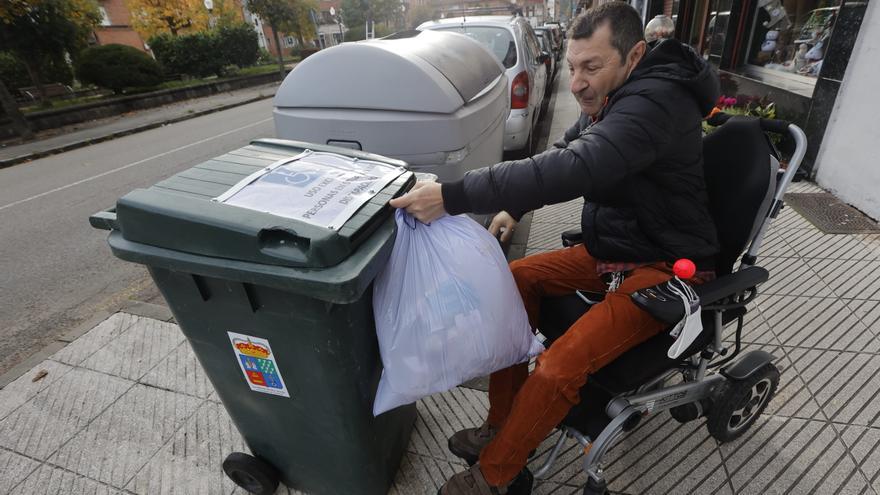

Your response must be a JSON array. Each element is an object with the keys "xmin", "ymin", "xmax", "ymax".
[{"xmin": 568, "ymin": 2, "xmax": 646, "ymax": 62}]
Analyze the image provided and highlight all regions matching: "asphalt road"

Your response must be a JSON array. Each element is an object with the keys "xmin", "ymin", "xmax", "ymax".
[{"xmin": 0, "ymin": 99, "xmax": 276, "ymax": 375}]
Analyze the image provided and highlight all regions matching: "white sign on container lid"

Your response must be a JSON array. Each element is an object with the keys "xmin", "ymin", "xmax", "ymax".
[{"xmin": 214, "ymin": 150, "xmax": 405, "ymax": 230}]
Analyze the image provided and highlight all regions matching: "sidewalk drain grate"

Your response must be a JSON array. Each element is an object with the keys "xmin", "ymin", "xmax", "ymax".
[{"xmin": 784, "ymin": 192, "xmax": 880, "ymax": 233}]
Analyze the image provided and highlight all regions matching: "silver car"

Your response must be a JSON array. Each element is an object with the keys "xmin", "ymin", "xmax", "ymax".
[
  {"xmin": 534, "ymin": 26, "xmax": 559, "ymax": 85},
  {"xmin": 418, "ymin": 15, "xmax": 550, "ymax": 156}
]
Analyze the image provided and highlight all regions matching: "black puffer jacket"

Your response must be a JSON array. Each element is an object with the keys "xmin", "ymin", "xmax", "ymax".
[{"xmin": 442, "ymin": 39, "xmax": 721, "ymax": 268}]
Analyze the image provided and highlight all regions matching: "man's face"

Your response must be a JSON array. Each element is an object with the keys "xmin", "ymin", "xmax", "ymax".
[{"xmin": 567, "ymin": 23, "xmax": 644, "ymax": 116}]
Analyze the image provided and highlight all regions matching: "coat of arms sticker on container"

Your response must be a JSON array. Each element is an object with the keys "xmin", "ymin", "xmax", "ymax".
[{"xmin": 228, "ymin": 332, "xmax": 290, "ymax": 397}]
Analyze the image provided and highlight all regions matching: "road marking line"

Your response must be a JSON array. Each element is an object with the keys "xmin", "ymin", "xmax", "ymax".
[{"xmin": 0, "ymin": 117, "xmax": 272, "ymax": 212}]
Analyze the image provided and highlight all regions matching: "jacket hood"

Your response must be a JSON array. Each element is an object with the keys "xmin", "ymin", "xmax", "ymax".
[{"xmin": 627, "ymin": 39, "xmax": 720, "ymax": 116}]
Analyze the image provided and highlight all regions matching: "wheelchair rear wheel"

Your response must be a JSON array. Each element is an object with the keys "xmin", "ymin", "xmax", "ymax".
[{"xmin": 707, "ymin": 363, "xmax": 779, "ymax": 443}]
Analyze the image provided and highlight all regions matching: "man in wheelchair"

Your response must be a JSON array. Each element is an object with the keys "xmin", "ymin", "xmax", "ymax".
[{"xmin": 392, "ymin": 2, "xmax": 804, "ymax": 494}]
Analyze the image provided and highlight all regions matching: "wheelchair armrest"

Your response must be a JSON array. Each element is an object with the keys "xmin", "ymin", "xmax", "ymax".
[
  {"xmin": 561, "ymin": 228, "xmax": 583, "ymax": 247},
  {"xmin": 631, "ymin": 266, "xmax": 769, "ymax": 324},
  {"xmin": 693, "ymin": 266, "xmax": 769, "ymax": 305}
]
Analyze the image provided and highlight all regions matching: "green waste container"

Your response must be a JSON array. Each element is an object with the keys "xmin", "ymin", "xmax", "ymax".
[{"xmin": 90, "ymin": 138, "xmax": 417, "ymax": 495}]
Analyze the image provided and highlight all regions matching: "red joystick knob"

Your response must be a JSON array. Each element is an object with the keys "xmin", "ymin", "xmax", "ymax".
[{"xmin": 673, "ymin": 259, "xmax": 696, "ymax": 279}]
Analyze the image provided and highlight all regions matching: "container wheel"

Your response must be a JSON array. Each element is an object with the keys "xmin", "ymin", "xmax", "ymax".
[
  {"xmin": 707, "ymin": 363, "xmax": 779, "ymax": 443},
  {"xmin": 222, "ymin": 452, "xmax": 280, "ymax": 495}
]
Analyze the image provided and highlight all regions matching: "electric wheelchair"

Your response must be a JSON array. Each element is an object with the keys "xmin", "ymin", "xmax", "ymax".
[{"xmin": 520, "ymin": 113, "xmax": 808, "ymax": 494}]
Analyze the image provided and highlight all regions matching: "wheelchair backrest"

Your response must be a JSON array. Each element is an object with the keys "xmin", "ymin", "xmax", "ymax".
[{"xmin": 702, "ymin": 116, "xmax": 778, "ymax": 275}]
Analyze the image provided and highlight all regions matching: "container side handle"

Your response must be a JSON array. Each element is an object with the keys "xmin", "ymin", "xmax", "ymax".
[
  {"xmin": 258, "ymin": 228, "xmax": 311, "ymax": 264},
  {"xmin": 89, "ymin": 208, "xmax": 119, "ymax": 231}
]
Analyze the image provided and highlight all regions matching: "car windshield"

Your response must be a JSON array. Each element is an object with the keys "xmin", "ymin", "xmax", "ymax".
[{"xmin": 431, "ymin": 26, "xmax": 517, "ymax": 68}]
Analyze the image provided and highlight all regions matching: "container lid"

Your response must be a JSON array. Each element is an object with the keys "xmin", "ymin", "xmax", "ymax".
[
  {"xmin": 274, "ymin": 30, "xmax": 504, "ymax": 114},
  {"xmin": 112, "ymin": 139, "xmax": 414, "ymax": 269}
]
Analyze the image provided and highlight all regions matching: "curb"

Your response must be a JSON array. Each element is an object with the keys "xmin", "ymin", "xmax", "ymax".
[
  {"xmin": 0, "ymin": 341, "xmax": 68, "ymax": 390},
  {"xmin": 0, "ymin": 309, "xmax": 114, "ymax": 389},
  {"xmin": 0, "ymin": 301, "xmax": 174, "ymax": 389},
  {"xmin": 0, "ymin": 92, "xmax": 274, "ymax": 170},
  {"xmin": 120, "ymin": 300, "xmax": 174, "ymax": 323}
]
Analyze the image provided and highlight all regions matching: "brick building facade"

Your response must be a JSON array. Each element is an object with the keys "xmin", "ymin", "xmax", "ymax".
[{"xmin": 92, "ymin": 0, "xmax": 148, "ymax": 52}]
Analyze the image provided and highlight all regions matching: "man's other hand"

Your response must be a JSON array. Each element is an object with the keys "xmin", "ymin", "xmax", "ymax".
[
  {"xmin": 389, "ymin": 181, "xmax": 447, "ymax": 223},
  {"xmin": 489, "ymin": 211, "xmax": 518, "ymax": 243}
]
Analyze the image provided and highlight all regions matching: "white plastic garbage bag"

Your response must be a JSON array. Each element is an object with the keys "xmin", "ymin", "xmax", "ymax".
[{"xmin": 372, "ymin": 210, "xmax": 544, "ymax": 415}]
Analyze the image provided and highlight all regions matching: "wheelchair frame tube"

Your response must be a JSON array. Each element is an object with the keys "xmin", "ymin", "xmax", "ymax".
[
  {"xmin": 582, "ymin": 406, "xmax": 641, "ymax": 473},
  {"xmin": 624, "ymin": 374, "xmax": 723, "ymax": 414},
  {"xmin": 713, "ymin": 309, "xmax": 724, "ymax": 355},
  {"xmin": 532, "ymin": 429, "xmax": 570, "ymax": 479},
  {"xmin": 578, "ymin": 376, "xmax": 724, "ymax": 475},
  {"xmin": 744, "ymin": 124, "xmax": 808, "ymax": 264}
]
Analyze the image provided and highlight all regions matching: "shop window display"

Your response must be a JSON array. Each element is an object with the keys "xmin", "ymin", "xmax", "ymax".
[{"xmin": 747, "ymin": 0, "xmax": 839, "ymax": 78}]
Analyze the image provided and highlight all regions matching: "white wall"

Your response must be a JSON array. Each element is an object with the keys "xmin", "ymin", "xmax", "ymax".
[{"xmin": 814, "ymin": 0, "xmax": 880, "ymax": 221}]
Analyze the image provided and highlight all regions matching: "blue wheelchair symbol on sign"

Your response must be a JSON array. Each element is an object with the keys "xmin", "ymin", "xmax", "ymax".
[{"xmin": 262, "ymin": 168, "xmax": 321, "ymax": 187}]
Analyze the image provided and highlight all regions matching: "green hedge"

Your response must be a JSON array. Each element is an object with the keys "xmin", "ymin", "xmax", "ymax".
[
  {"xmin": 0, "ymin": 52, "xmax": 30, "ymax": 90},
  {"xmin": 0, "ymin": 52, "xmax": 74, "ymax": 91},
  {"xmin": 149, "ymin": 32, "xmax": 221, "ymax": 78},
  {"xmin": 150, "ymin": 23, "xmax": 259, "ymax": 79},
  {"xmin": 75, "ymin": 44, "xmax": 163, "ymax": 94},
  {"xmin": 216, "ymin": 23, "xmax": 260, "ymax": 68}
]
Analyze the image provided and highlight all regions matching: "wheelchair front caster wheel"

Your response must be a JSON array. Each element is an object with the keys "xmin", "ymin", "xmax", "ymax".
[
  {"xmin": 223, "ymin": 452, "xmax": 280, "ymax": 495},
  {"xmin": 707, "ymin": 363, "xmax": 779, "ymax": 443},
  {"xmin": 582, "ymin": 474, "xmax": 609, "ymax": 495}
]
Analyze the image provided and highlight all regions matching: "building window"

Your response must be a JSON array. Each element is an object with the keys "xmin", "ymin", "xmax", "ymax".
[
  {"xmin": 703, "ymin": 0, "xmax": 731, "ymax": 63},
  {"xmin": 319, "ymin": 33, "xmax": 326, "ymax": 49},
  {"xmin": 667, "ymin": 0, "xmax": 681, "ymax": 19},
  {"xmin": 286, "ymin": 36, "xmax": 295, "ymax": 47},
  {"xmin": 332, "ymin": 32, "xmax": 342, "ymax": 44},
  {"xmin": 98, "ymin": 6, "xmax": 112, "ymax": 26},
  {"xmin": 744, "ymin": 0, "xmax": 840, "ymax": 78},
  {"xmin": 684, "ymin": 0, "xmax": 729, "ymax": 57}
]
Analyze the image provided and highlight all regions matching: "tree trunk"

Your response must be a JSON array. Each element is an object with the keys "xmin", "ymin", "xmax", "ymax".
[
  {"xmin": 166, "ymin": 17, "xmax": 178, "ymax": 36},
  {"xmin": 0, "ymin": 80, "xmax": 34, "ymax": 140},
  {"xmin": 22, "ymin": 59, "xmax": 48, "ymax": 107},
  {"xmin": 270, "ymin": 21, "xmax": 286, "ymax": 79}
]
